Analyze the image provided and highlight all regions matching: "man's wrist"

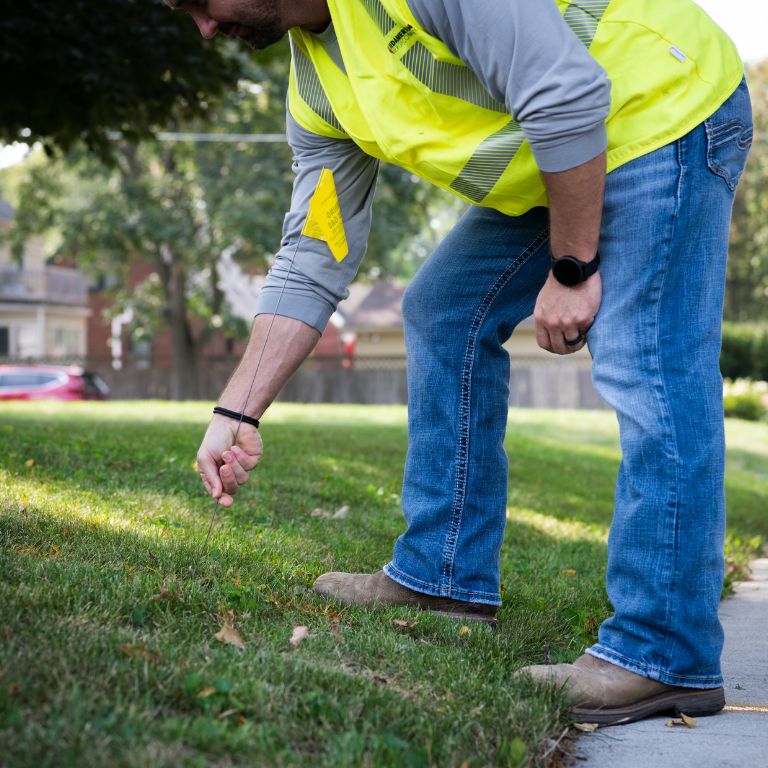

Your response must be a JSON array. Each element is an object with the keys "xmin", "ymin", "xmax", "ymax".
[
  {"xmin": 213, "ymin": 406, "xmax": 260, "ymax": 429},
  {"xmin": 550, "ymin": 252, "xmax": 600, "ymax": 287}
]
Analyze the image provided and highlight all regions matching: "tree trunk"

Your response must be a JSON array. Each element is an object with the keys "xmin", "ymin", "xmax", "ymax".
[{"xmin": 164, "ymin": 252, "xmax": 200, "ymax": 400}]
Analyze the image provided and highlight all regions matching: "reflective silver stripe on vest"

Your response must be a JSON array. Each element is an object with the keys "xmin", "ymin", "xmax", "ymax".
[
  {"xmin": 360, "ymin": 0, "xmax": 392, "ymax": 34},
  {"xmin": 361, "ymin": 0, "xmax": 507, "ymax": 113},
  {"xmin": 450, "ymin": 121, "xmax": 525, "ymax": 202},
  {"xmin": 356, "ymin": 0, "xmax": 610, "ymax": 204},
  {"xmin": 452, "ymin": 1, "xmax": 611, "ymax": 203},
  {"xmin": 401, "ymin": 45, "xmax": 508, "ymax": 113},
  {"xmin": 291, "ymin": 39, "xmax": 345, "ymax": 133},
  {"xmin": 564, "ymin": 0, "xmax": 611, "ymax": 47}
]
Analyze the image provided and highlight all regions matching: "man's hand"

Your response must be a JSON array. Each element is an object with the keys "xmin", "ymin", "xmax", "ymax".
[
  {"xmin": 533, "ymin": 271, "xmax": 602, "ymax": 355},
  {"xmin": 194, "ymin": 314, "xmax": 320, "ymax": 506},
  {"xmin": 196, "ymin": 415, "xmax": 263, "ymax": 507},
  {"xmin": 538, "ymin": 149, "xmax": 606, "ymax": 355}
]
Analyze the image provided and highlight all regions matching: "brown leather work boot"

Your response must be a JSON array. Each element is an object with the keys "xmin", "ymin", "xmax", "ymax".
[
  {"xmin": 312, "ymin": 570, "xmax": 497, "ymax": 624},
  {"xmin": 519, "ymin": 653, "xmax": 725, "ymax": 726}
]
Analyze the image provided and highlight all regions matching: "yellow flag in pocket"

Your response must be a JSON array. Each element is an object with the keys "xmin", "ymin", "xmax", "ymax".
[{"xmin": 301, "ymin": 168, "xmax": 349, "ymax": 262}]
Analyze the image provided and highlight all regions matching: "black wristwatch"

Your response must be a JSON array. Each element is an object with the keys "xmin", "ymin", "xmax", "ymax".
[{"xmin": 551, "ymin": 252, "xmax": 600, "ymax": 287}]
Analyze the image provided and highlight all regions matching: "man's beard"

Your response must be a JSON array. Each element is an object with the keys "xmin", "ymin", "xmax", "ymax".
[
  {"xmin": 220, "ymin": 20, "xmax": 283, "ymax": 49},
  {"xmin": 218, "ymin": 2, "xmax": 284, "ymax": 50}
]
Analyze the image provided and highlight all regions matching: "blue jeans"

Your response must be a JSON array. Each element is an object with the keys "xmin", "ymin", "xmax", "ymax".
[{"xmin": 384, "ymin": 79, "xmax": 753, "ymax": 687}]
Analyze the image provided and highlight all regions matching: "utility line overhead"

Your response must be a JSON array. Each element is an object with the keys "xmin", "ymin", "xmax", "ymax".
[
  {"xmin": 107, "ymin": 131, "xmax": 288, "ymax": 143},
  {"xmin": 106, "ymin": 130, "xmax": 768, "ymax": 144}
]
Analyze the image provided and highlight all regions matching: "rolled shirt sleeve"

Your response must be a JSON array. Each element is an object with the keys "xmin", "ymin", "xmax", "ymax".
[
  {"xmin": 408, "ymin": 0, "xmax": 612, "ymax": 172},
  {"xmin": 254, "ymin": 109, "xmax": 379, "ymax": 333}
]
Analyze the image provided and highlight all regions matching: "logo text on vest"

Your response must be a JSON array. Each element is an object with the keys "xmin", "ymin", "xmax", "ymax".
[{"xmin": 387, "ymin": 25, "xmax": 415, "ymax": 55}]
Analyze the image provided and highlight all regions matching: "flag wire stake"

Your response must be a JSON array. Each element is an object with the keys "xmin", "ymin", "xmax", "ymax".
[{"xmin": 199, "ymin": 221, "xmax": 309, "ymax": 554}]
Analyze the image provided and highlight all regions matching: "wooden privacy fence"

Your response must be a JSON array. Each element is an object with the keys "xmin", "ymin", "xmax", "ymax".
[{"xmin": 1, "ymin": 354, "xmax": 608, "ymax": 409}]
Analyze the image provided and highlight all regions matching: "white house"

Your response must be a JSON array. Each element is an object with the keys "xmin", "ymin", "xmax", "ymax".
[{"xmin": 0, "ymin": 199, "xmax": 90, "ymax": 359}]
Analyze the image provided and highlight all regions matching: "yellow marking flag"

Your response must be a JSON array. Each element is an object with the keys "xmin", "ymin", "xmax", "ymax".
[{"xmin": 301, "ymin": 168, "xmax": 349, "ymax": 262}]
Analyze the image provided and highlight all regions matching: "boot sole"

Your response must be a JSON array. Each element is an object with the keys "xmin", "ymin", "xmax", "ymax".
[{"xmin": 571, "ymin": 686, "xmax": 725, "ymax": 726}]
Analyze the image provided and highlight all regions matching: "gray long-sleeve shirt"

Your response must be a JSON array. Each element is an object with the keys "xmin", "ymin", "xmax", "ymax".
[{"xmin": 256, "ymin": 0, "xmax": 611, "ymax": 331}]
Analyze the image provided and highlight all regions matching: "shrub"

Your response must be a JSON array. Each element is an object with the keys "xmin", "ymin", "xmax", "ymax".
[
  {"xmin": 723, "ymin": 378, "xmax": 768, "ymax": 421},
  {"xmin": 754, "ymin": 331, "xmax": 768, "ymax": 382},
  {"xmin": 720, "ymin": 323, "xmax": 767, "ymax": 380},
  {"xmin": 723, "ymin": 533, "xmax": 764, "ymax": 596}
]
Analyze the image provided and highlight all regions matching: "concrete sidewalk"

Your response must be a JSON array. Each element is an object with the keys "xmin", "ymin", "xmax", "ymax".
[{"xmin": 574, "ymin": 559, "xmax": 768, "ymax": 767}]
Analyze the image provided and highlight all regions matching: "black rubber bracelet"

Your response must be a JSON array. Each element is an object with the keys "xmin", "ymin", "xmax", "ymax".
[{"xmin": 213, "ymin": 406, "xmax": 260, "ymax": 429}]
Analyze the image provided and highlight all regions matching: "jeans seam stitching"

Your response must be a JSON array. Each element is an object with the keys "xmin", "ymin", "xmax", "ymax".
[
  {"xmin": 439, "ymin": 227, "xmax": 549, "ymax": 595},
  {"xmin": 653, "ymin": 139, "xmax": 685, "ymax": 667}
]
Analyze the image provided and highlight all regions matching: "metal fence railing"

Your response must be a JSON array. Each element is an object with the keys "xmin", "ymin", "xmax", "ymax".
[{"xmin": 0, "ymin": 267, "xmax": 88, "ymax": 306}]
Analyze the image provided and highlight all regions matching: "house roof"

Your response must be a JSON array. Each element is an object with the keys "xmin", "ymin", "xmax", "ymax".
[
  {"xmin": 336, "ymin": 279, "xmax": 405, "ymax": 331},
  {"xmin": 216, "ymin": 253, "xmax": 530, "ymax": 334},
  {"xmin": 216, "ymin": 251, "xmax": 406, "ymax": 332}
]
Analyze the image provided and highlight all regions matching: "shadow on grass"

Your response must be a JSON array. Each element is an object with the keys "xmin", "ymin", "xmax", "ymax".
[
  {"xmin": 1, "ymin": 502, "xmax": 590, "ymax": 768},
  {"xmin": 3, "ymin": 409, "xmax": 764, "ymax": 573},
  {"xmin": 2, "ymin": 405, "xmax": 764, "ymax": 766}
]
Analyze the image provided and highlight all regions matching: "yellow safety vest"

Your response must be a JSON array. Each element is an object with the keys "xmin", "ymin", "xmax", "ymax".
[{"xmin": 288, "ymin": 0, "xmax": 743, "ymax": 215}]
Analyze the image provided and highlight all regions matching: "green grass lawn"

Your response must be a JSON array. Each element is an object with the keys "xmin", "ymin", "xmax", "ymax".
[{"xmin": 0, "ymin": 402, "xmax": 766, "ymax": 768}]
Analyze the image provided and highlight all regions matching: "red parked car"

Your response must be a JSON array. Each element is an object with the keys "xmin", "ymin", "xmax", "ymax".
[{"xmin": 0, "ymin": 365, "xmax": 110, "ymax": 401}]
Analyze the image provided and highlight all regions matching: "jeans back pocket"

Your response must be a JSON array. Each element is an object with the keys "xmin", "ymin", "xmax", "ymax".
[{"xmin": 704, "ymin": 79, "xmax": 754, "ymax": 191}]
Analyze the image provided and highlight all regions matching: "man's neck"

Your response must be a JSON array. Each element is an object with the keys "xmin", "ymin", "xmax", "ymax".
[{"xmin": 285, "ymin": 0, "xmax": 331, "ymax": 33}]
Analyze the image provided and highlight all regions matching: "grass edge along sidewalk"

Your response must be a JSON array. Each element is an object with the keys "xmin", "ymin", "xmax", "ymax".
[{"xmin": 0, "ymin": 402, "xmax": 766, "ymax": 768}]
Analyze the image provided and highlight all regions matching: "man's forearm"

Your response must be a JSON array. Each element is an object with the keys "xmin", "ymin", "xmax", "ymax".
[
  {"xmin": 541, "ymin": 150, "xmax": 606, "ymax": 260},
  {"xmin": 218, "ymin": 314, "xmax": 321, "ymax": 419},
  {"xmin": 533, "ymin": 151, "xmax": 606, "ymax": 356}
]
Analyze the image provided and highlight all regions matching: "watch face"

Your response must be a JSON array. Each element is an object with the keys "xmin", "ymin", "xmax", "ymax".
[{"xmin": 553, "ymin": 257, "xmax": 582, "ymax": 286}]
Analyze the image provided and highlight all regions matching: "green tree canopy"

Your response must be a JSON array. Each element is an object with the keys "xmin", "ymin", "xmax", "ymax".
[
  {"xmin": 0, "ymin": 0, "xmax": 243, "ymax": 154},
  {"xmin": 3, "ymin": 45, "xmax": 460, "ymax": 398},
  {"xmin": 726, "ymin": 61, "xmax": 768, "ymax": 321}
]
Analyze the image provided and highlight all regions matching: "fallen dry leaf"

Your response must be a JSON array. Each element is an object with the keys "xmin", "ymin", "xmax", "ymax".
[
  {"xmin": 666, "ymin": 713, "xmax": 697, "ymax": 728},
  {"xmin": 289, "ymin": 625, "xmax": 310, "ymax": 648},
  {"xmin": 214, "ymin": 624, "xmax": 245, "ymax": 649},
  {"xmin": 196, "ymin": 687, "xmax": 217, "ymax": 699},
  {"xmin": 150, "ymin": 581, "xmax": 179, "ymax": 602},
  {"xmin": 333, "ymin": 505, "xmax": 350, "ymax": 520},
  {"xmin": 120, "ymin": 644, "xmax": 160, "ymax": 663},
  {"xmin": 561, "ymin": 569, "xmax": 577, "ymax": 576},
  {"xmin": 214, "ymin": 612, "xmax": 245, "ymax": 650},
  {"xmin": 458, "ymin": 625, "xmax": 471, "ymax": 637},
  {"xmin": 392, "ymin": 619, "xmax": 417, "ymax": 630},
  {"xmin": 573, "ymin": 722, "xmax": 599, "ymax": 733},
  {"xmin": 681, "ymin": 713, "xmax": 697, "ymax": 727},
  {"xmin": 47, "ymin": 546, "xmax": 60, "ymax": 557}
]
